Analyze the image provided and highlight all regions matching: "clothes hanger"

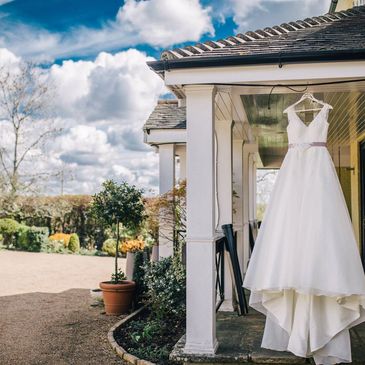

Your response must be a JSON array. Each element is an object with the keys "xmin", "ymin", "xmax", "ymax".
[{"xmin": 283, "ymin": 92, "xmax": 333, "ymax": 113}]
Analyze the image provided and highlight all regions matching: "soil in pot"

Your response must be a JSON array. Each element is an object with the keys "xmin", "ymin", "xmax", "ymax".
[{"xmin": 100, "ymin": 280, "xmax": 136, "ymax": 315}]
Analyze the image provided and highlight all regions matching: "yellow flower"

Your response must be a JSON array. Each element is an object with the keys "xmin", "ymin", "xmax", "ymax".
[{"xmin": 121, "ymin": 238, "xmax": 145, "ymax": 253}]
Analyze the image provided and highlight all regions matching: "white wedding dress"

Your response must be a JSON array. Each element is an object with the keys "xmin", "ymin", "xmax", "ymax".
[{"xmin": 243, "ymin": 101, "xmax": 365, "ymax": 365}]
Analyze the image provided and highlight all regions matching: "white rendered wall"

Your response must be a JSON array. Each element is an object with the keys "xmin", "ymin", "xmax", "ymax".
[{"xmin": 184, "ymin": 84, "xmax": 218, "ymax": 355}]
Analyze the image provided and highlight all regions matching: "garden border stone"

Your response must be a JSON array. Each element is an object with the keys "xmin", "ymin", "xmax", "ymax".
[{"xmin": 107, "ymin": 304, "xmax": 156, "ymax": 365}]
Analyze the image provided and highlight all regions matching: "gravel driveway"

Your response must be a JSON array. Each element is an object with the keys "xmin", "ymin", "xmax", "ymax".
[{"xmin": 0, "ymin": 250, "xmax": 126, "ymax": 365}]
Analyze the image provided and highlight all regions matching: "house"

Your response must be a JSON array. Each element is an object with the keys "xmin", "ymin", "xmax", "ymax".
[{"xmin": 144, "ymin": 1, "xmax": 365, "ymax": 363}]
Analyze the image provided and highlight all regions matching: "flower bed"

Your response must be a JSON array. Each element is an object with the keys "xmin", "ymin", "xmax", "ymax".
[
  {"xmin": 109, "ymin": 254, "xmax": 186, "ymax": 365},
  {"xmin": 113, "ymin": 306, "xmax": 184, "ymax": 365}
]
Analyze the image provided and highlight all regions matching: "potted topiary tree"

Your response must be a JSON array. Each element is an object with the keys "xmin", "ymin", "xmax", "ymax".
[{"xmin": 90, "ymin": 180, "xmax": 145, "ymax": 315}]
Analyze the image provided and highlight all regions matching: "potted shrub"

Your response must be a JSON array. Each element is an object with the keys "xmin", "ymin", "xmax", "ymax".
[{"xmin": 90, "ymin": 180, "xmax": 144, "ymax": 315}]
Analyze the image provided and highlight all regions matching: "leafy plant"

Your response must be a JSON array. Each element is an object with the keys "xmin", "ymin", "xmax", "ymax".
[
  {"xmin": 16, "ymin": 224, "xmax": 31, "ymax": 250},
  {"xmin": 0, "ymin": 218, "xmax": 20, "ymax": 247},
  {"xmin": 143, "ymin": 180, "xmax": 186, "ymax": 254},
  {"xmin": 68, "ymin": 233, "xmax": 80, "ymax": 253},
  {"xmin": 29, "ymin": 227, "xmax": 49, "ymax": 252},
  {"xmin": 43, "ymin": 239, "xmax": 68, "ymax": 254},
  {"xmin": 144, "ymin": 256, "xmax": 186, "ymax": 321},
  {"xmin": 89, "ymin": 180, "xmax": 144, "ymax": 229},
  {"xmin": 102, "ymin": 238, "xmax": 119, "ymax": 256},
  {"xmin": 17, "ymin": 226, "xmax": 49, "ymax": 252},
  {"xmin": 133, "ymin": 250, "xmax": 148, "ymax": 304},
  {"xmin": 111, "ymin": 268, "xmax": 127, "ymax": 282},
  {"xmin": 115, "ymin": 235, "xmax": 186, "ymax": 365},
  {"xmin": 89, "ymin": 180, "xmax": 144, "ymax": 284}
]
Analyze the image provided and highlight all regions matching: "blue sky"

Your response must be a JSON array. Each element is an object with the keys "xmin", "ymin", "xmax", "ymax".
[
  {"xmin": 0, "ymin": 0, "xmax": 331, "ymax": 195},
  {"xmin": 0, "ymin": 0, "xmax": 331, "ymax": 62}
]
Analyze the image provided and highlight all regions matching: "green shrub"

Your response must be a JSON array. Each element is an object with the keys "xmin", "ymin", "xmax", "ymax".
[
  {"xmin": 144, "ymin": 256, "xmax": 186, "ymax": 321},
  {"xmin": 43, "ymin": 239, "xmax": 68, "ymax": 254},
  {"xmin": 101, "ymin": 238, "xmax": 123, "ymax": 256},
  {"xmin": 133, "ymin": 250, "xmax": 148, "ymax": 304},
  {"xmin": 102, "ymin": 238, "xmax": 116, "ymax": 256},
  {"xmin": 68, "ymin": 233, "xmax": 80, "ymax": 253},
  {"xmin": 26, "ymin": 227, "xmax": 49, "ymax": 252},
  {"xmin": 0, "ymin": 218, "xmax": 20, "ymax": 247},
  {"xmin": 16, "ymin": 225, "xmax": 30, "ymax": 250},
  {"xmin": 14, "ymin": 225, "xmax": 49, "ymax": 252}
]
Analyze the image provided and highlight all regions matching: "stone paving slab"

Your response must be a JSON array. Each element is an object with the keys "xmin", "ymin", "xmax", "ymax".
[{"xmin": 171, "ymin": 311, "xmax": 365, "ymax": 364}]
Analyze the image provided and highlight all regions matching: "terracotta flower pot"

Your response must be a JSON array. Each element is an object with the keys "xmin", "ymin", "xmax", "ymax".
[{"xmin": 99, "ymin": 280, "xmax": 136, "ymax": 315}]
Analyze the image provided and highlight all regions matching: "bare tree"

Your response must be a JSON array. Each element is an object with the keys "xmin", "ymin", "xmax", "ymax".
[
  {"xmin": 0, "ymin": 62, "xmax": 59, "ymax": 198},
  {"xmin": 54, "ymin": 163, "xmax": 75, "ymax": 196}
]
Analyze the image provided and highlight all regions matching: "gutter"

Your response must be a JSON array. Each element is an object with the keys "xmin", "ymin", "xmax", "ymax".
[{"xmin": 147, "ymin": 49, "xmax": 365, "ymax": 73}]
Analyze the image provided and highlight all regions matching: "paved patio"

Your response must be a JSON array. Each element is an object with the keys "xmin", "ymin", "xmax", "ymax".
[
  {"xmin": 171, "ymin": 311, "xmax": 365, "ymax": 365},
  {"xmin": 0, "ymin": 250, "xmax": 126, "ymax": 365}
]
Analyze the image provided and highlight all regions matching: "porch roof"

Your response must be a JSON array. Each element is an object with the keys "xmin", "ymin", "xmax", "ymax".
[
  {"xmin": 148, "ymin": 6, "xmax": 365, "ymax": 72},
  {"xmin": 144, "ymin": 99, "xmax": 186, "ymax": 132}
]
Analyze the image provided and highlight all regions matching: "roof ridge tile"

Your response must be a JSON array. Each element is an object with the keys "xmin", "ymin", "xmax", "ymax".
[{"xmin": 160, "ymin": 5, "xmax": 365, "ymax": 61}]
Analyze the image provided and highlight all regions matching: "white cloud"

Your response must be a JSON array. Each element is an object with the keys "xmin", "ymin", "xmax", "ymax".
[
  {"xmin": 0, "ymin": 0, "xmax": 14, "ymax": 5},
  {"xmin": 49, "ymin": 49, "xmax": 166, "ymax": 123},
  {"xmin": 0, "ymin": 47, "xmax": 164, "ymax": 195},
  {"xmin": 112, "ymin": 164, "xmax": 136, "ymax": 183},
  {"xmin": 46, "ymin": 49, "xmax": 166, "ymax": 194},
  {"xmin": 0, "ymin": 47, "xmax": 19, "ymax": 66},
  {"xmin": 117, "ymin": 0, "xmax": 214, "ymax": 47},
  {"xmin": 214, "ymin": 0, "xmax": 330, "ymax": 33},
  {"xmin": 0, "ymin": 0, "xmax": 214, "ymax": 61}
]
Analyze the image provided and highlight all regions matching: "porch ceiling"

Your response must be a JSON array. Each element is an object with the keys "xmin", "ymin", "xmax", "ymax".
[{"xmin": 242, "ymin": 91, "xmax": 365, "ymax": 167}]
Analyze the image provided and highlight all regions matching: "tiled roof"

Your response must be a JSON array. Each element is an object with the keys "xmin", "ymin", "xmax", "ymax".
[
  {"xmin": 144, "ymin": 100, "xmax": 186, "ymax": 130},
  {"xmin": 160, "ymin": 6, "xmax": 365, "ymax": 61}
]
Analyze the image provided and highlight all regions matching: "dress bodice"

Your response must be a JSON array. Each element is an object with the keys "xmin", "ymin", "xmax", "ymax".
[{"xmin": 285, "ymin": 104, "xmax": 330, "ymax": 144}]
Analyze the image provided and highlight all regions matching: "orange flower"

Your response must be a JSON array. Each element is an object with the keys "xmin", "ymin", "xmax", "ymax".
[
  {"xmin": 121, "ymin": 238, "xmax": 145, "ymax": 254},
  {"xmin": 49, "ymin": 233, "xmax": 72, "ymax": 248}
]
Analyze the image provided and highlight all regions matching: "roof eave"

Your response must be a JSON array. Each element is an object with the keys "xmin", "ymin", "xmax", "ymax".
[{"xmin": 147, "ymin": 49, "xmax": 365, "ymax": 73}]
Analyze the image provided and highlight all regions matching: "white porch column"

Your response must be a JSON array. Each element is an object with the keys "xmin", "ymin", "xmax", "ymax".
[
  {"xmin": 242, "ymin": 143, "xmax": 258, "ymax": 272},
  {"xmin": 158, "ymin": 143, "xmax": 175, "ymax": 258},
  {"xmin": 248, "ymin": 153, "xmax": 257, "ymax": 223},
  {"xmin": 184, "ymin": 84, "xmax": 218, "ymax": 355},
  {"xmin": 159, "ymin": 144, "xmax": 175, "ymax": 194},
  {"xmin": 233, "ymin": 140, "xmax": 244, "ymax": 274},
  {"xmin": 179, "ymin": 148, "xmax": 187, "ymax": 181},
  {"xmin": 215, "ymin": 120, "xmax": 234, "ymax": 312}
]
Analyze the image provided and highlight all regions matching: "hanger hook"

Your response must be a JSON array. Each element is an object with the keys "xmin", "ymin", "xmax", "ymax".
[{"xmin": 267, "ymin": 85, "xmax": 276, "ymax": 110}]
